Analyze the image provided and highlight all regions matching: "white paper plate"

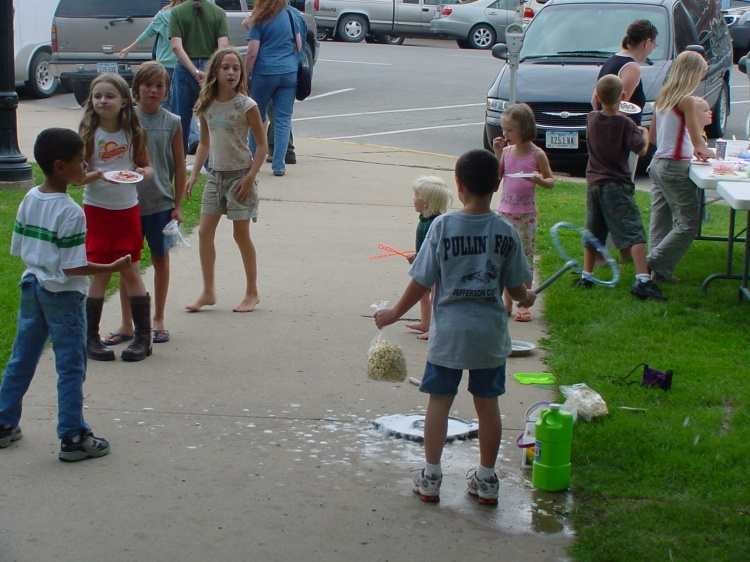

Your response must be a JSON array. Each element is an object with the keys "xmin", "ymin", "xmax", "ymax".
[
  {"xmin": 510, "ymin": 339, "xmax": 536, "ymax": 357},
  {"xmin": 619, "ymin": 101, "xmax": 642, "ymax": 114},
  {"xmin": 506, "ymin": 172, "xmax": 536, "ymax": 179},
  {"xmin": 103, "ymin": 170, "xmax": 144, "ymax": 184}
]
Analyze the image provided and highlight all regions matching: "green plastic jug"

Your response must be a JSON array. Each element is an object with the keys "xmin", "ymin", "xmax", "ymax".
[{"xmin": 532, "ymin": 404, "xmax": 573, "ymax": 492}]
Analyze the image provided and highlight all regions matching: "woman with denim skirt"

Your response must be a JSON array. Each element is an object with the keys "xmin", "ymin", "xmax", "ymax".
[
  {"xmin": 169, "ymin": 0, "xmax": 230, "ymax": 150},
  {"xmin": 245, "ymin": 0, "xmax": 301, "ymax": 177}
]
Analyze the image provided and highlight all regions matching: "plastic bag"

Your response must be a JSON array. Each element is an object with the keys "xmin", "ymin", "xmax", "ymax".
[
  {"xmin": 560, "ymin": 383, "xmax": 608, "ymax": 421},
  {"xmin": 367, "ymin": 301, "xmax": 407, "ymax": 382},
  {"xmin": 162, "ymin": 219, "xmax": 190, "ymax": 251}
]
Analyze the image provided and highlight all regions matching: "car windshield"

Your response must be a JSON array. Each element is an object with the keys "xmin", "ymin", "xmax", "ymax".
[{"xmin": 519, "ymin": 4, "xmax": 669, "ymax": 62}]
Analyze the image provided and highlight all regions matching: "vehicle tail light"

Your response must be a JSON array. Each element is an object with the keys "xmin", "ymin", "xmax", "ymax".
[
  {"xmin": 51, "ymin": 24, "xmax": 58, "ymax": 53},
  {"xmin": 313, "ymin": 0, "xmax": 319, "ymax": 11},
  {"xmin": 441, "ymin": 6, "xmax": 453, "ymax": 16},
  {"xmin": 523, "ymin": 7, "xmax": 534, "ymax": 18}
]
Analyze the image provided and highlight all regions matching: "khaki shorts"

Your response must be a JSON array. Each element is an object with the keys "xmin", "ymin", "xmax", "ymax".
[{"xmin": 202, "ymin": 169, "xmax": 259, "ymax": 222}]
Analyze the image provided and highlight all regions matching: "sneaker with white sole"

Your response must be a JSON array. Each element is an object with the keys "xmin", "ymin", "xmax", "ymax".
[
  {"xmin": 59, "ymin": 430, "xmax": 110, "ymax": 462},
  {"xmin": 0, "ymin": 426, "xmax": 22, "ymax": 448},
  {"xmin": 412, "ymin": 469, "xmax": 441, "ymax": 503},
  {"xmin": 467, "ymin": 468, "xmax": 499, "ymax": 506}
]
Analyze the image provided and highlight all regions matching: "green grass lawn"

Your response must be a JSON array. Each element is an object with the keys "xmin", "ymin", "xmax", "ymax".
[
  {"xmin": 0, "ymin": 165, "xmax": 205, "ymax": 368},
  {"xmin": 535, "ymin": 182, "xmax": 750, "ymax": 562}
]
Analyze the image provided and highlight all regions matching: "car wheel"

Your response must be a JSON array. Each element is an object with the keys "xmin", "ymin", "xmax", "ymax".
[
  {"xmin": 316, "ymin": 29, "xmax": 330, "ymax": 41},
  {"xmin": 483, "ymin": 128, "xmax": 491, "ymax": 150},
  {"xmin": 456, "ymin": 39, "xmax": 470, "ymax": 49},
  {"xmin": 25, "ymin": 50, "xmax": 59, "ymax": 98},
  {"xmin": 706, "ymin": 81, "xmax": 729, "ymax": 139},
  {"xmin": 337, "ymin": 14, "xmax": 368, "ymax": 42},
  {"xmin": 72, "ymin": 81, "xmax": 90, "ymax": 107},
  {"xmin": 468, "ymin": 24, "xmax": 496, "ymax": 50}
]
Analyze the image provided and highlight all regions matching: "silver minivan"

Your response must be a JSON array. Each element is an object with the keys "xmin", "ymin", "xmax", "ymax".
[{"xmin": 51, "ymin": 0, "xmax": 319, "ymax": 105}]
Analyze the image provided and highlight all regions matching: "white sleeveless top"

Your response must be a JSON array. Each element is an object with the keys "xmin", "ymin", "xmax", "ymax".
[
  {"xmin": 84, "ymin": 128, "xmax": 139, "ymax": 210},
  {"xmin": 653, "ymin": 108, "xmax": 693, "ymax": 161}
]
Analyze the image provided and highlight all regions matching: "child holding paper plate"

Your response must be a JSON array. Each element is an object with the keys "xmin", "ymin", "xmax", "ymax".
[
  {"xmin": 79, "ymin": 73, "xmax": 154, "ymax": 363},
  {"xmin": 492, "ymin": 103, "xmax": 555, "ymax": 322}
]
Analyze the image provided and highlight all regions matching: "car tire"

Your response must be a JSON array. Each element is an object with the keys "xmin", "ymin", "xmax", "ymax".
[
  {"xmin": 25, "ymin": 50, "xmax": 59, "ymax": 98},
  {"xmin": 456, "ymin": 39, "xmax": 470, "ymax": 49},
  {"xmin": 706, "ymin": 81, "xmax": 729, "ymax": 139},
  {"xmin": 72, "ymin": 81, "xmax": 90, "ymax": 107},
  {"xmin": 468, "ymin": 24, "xmax": 496, "ymax": 50},
  {"xmin": 316, "ymin": 29, "xmax": 330, "ymax": 41},
  {"xmin": 383, "ymin": 35, "xmax": 405, "ymax": 45},
  {"xmin": 337, "ymin": 14, "xmax": 368, "ymax": 43}
]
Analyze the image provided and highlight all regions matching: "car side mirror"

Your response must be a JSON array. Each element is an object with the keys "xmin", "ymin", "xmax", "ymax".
[{"xmin": 492, "ymin": 43, "xmax": 508, "ymax": 60}]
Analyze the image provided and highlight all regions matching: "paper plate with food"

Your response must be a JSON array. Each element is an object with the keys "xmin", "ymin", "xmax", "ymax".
[
  {"xmin": 103, "ymin": 170, "xmax": 144, "ymax": 184},
  {"xmin": 506, "ymin": 172, "xmax": 537, "ymax": 179},
  {"xmin": 618, "ymin": 101, "xmax": 642, "ymax": 114}
]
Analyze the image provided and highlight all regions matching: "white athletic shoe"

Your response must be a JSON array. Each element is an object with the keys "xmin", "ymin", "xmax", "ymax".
[
  {"xmin": 412, "ymin": 469, "xmax": 441, "ymax": 503},
  {"xmin": 467, "ymin": 468, "xmax": 499, "ymax": 506}
]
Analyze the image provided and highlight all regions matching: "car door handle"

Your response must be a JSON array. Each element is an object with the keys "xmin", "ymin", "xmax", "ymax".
[
  {"xmin": 109, "ymin": 17, "xmax": 134, "ymax": 25},
  {"xmin": 422, "ymin": 7, "xmax": 430, "ymax": 11}
]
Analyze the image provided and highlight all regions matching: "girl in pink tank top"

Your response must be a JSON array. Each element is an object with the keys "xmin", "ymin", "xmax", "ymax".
[{"xmin": 492, "ymin": 103, "xmax": 555, "ymax": 322}]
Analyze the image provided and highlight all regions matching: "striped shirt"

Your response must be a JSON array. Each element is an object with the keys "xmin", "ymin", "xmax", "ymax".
[{"xmin": 11, "ymin": 187, "xmax": 89, "ymax": 294}]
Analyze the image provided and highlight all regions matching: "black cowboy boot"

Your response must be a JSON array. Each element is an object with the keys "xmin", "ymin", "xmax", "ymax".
[
  {"xmin": 121, "ymin": 294, "xmax": 152, "ymax": 362},
  {"xmin": 86, "ymin": 297, "xmax": 115, "ymax": 361}
]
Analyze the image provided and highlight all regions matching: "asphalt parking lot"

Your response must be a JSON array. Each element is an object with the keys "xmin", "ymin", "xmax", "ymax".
[{"xmin": 20, "ymin": 38, "xmax": 750, "ymax": 173}]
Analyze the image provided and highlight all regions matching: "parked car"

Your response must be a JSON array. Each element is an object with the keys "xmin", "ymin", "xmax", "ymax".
[
  {"xmin": 13, "ymin": 0, "xmax": 60, "ymax": 97},
  {"xmin": 484, "ymin": 0, "xmax": 733, "ymax": 169},
  {"xmin": 431, "ymin": 0, "xmax": 523, "ymax": 49},
  {"xmin": 50, "ymin": 0, "xmax": 319, "ymax": 106},
  {"xmin": 724, "ymin": 5, "xmax": 750, "ymax": 61},
  {"xmin": 311, "ymin": 0, "xmax": 464, "ymax": 43}
]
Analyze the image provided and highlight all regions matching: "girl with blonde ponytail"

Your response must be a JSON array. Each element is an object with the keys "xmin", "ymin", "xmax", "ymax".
[{"xmin": 646, "ymin": 50, "xmax": 713, "ymax": 284}]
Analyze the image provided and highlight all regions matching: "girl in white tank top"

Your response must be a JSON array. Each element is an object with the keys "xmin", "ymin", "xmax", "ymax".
[{"xmin": 647, "ymin": 51, "xmax": 713, "ymax": 283}]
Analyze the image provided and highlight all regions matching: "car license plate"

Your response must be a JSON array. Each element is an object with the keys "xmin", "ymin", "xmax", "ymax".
[
  {"xmin": 545, "ymin": 130, "xmax": 578, "ymax": 149},
  {"xmin": 96, "ymin": 62, "xmax": 118, "ymax": 74}
]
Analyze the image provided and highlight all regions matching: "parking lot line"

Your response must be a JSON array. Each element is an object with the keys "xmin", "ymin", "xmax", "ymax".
[
  {"xmin": 318, "ymin": 59, "xmax": 392, "ymax": 66},
  {"xmin": 294, "ymin": 103, "xmax": 484, "ymax": 122},
  {"xmin": 324, "ymin": 122, "xmax": 485, "ymax": 140},
  {"xmin": 305, "ymin": 88, "xmax": 355, "ymax": 101}
]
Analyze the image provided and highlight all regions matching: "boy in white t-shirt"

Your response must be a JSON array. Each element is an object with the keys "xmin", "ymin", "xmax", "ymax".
[{"xmin": 0, "ymin": 128, "xmax": 130, "ymax": 461}]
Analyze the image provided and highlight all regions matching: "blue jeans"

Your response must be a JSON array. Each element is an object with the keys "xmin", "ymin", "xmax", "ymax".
[
  {"xmin": 249, "ymin": 71, "xmax": 297, "ymax": 173},
  {"xmin": 0, "ymin": 276, "xmax": 89, "ymax": 440},
  {"xmin": 172, "ymin": 60, "xmax": 207, "ymax": 150}
]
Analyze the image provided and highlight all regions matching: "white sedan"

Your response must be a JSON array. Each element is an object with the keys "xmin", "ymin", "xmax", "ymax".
[{"xmin": 431, "ymin": 0, "xmax": 523, "ymax": 49}]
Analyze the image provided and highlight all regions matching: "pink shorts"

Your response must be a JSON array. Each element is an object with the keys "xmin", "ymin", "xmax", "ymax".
[{"xmin": 84, "ymin": 204, "xmax": 143, "ymax": 264}]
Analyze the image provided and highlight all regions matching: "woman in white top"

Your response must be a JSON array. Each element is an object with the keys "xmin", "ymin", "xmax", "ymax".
[{"xmin": 647, "ymin": 51, "xmax": 713, "ymax": 283}]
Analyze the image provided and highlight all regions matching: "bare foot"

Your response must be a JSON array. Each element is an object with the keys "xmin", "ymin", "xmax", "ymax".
[
  {"xmin": 185, "ymin": 292, "xmax": 216, "ymax": 313},
  {"xmin": 406, "ymin": 323, "xmax": 428, "ymax": 333},
  {"xmin": 233, "ymin": 294, "xmax": 259, "ymax": 313},
  {"xmin": 416, "ymin": 333, "xmax": 428, "ymax": 341}
]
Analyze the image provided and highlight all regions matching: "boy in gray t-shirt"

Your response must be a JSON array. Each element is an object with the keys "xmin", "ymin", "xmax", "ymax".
[{"xmin": 375, "ymin": 149, "xmax": 535, "ymax": 506}]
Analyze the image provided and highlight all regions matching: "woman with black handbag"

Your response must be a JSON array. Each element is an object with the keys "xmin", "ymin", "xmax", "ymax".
[{"xmin": 245, "ymin": 0, "xmax": 302, "ymax": 177}]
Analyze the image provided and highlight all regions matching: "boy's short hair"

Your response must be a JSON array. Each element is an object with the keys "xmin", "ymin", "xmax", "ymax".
[
  {"xmin": 596, "ymin": 74, "xmax": 623, "ymax": 107},
  {"xmin": 132, "ymin": 61, "xmax": 171, "ymax": 102},
  {"xmin": 413, "ymin": 176, "xmax": 451, "ymax": 217},
  {"xmin": 455, "ymin": 149, "xmax": 499, "ymax": 196},
  {"xmin": 33, "ymin": 128, "xmax": 84, "ymax": 177}
]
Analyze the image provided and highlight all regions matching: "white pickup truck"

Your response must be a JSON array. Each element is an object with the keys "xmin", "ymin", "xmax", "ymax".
[{"xmin": 311, "ymin": 0, "xmax": 465, "ymax": 43}]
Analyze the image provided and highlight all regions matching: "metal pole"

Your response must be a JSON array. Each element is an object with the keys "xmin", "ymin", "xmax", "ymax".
[
  {"xmin": 0, "ymin": 0, "xmax": 33, "ymax": 184},
  {"xmin": 509, "ymin": 62, "xmax": 517, "ymax": 104}
]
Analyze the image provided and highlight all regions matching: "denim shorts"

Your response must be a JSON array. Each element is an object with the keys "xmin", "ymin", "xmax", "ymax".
[
  {"xmin": 420, "ymin": 362, "xmax": 506, "ymax": 397},
  {"xmin": 586, "ymin": 181, "xmax": 646, "ymax": 249},
  {"xmin": 141, "ymin": 209, "xmax": 173, "ymax": 258}
]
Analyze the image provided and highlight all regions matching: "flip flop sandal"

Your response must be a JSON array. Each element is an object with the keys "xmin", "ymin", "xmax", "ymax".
[
  {"xmin": 152, "ymin": 329, "xmax": 170, "ymax": 344},
  {"xmin": 102, "ymin": 332, "xmax": 134, "ymax": 346}
]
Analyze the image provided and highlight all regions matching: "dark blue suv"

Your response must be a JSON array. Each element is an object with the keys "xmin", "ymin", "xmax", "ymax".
[{"xmin": 484, "ymin": 0, "xmax": 733, "ymax": 168}]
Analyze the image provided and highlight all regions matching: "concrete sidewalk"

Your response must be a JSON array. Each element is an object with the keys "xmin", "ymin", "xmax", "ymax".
[{"xmin": 2, "ymin": 105, "xmax": 571, "ymax": 561}]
